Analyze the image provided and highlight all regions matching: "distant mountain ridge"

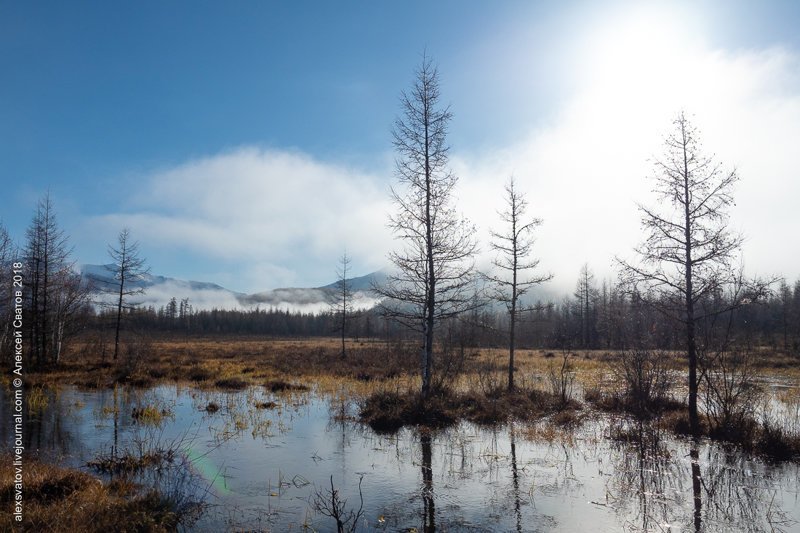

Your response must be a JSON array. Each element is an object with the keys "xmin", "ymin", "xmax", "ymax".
[
  {"xmin": 81, "ymin": 265, "xmax": 558, "ymax": 314},
  {"xmin": 80, "ymin": 264, "xmax": 385, "ymax": 313}
]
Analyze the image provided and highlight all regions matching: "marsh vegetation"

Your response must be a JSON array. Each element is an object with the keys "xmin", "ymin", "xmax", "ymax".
[{"xmin": 3, "ymin": 337, "xmax": 800, "ymax": 531}]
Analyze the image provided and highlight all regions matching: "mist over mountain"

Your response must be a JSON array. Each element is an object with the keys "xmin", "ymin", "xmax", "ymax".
[
  {"xmin": 81, "ymin": 264, "xmax": 386, "ymax": 313},
  {"xmin": 82, "ymin": 265, "xmax": 562, "ymax": 314}
]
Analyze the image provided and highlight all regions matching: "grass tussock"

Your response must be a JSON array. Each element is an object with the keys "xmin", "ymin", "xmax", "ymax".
[
  {"xmin": 264, "ymin": 379, "xmax": 309, "ymax": 393},
  {"xmin": 359, "ymin": 386, "xmax": 582, "ymax": 433},
  {"xmin": 707, "ymin": 415, "xmax": 800, "ymax": 461},
  {"xmin": 87, "ymin": 449, "xmax": 176, "ymax": 475},
  {"xmin": 131, "ymin": 405, "xmax": 173, "ymax": 426},
  {"xmin": 757, "ymin": 420, "xmax": 800, "ymax": 461},
  {"xmin": 0, "ymin": 456, "xmax": 184, "ymax": 532},
  {"xmin": 359, "ymin": 389, "xmax": 458, "ymax": 433},
  {"xmin": 114, "ymin": 370, "xmax": 155, "ymax": 389},
  {"xmin": 188, "ymin": 365, "xmax": 213, "ymax": 383},
  {"xmin": 656, "ymin": 410, "xmax": 705, "ymax": 436},
  {"xmin": 584, "ymin": 386, "xmax": 684, "ymax": 419},
  {"xmin": 654, "ymin": 410, "xmax": 800, "ymax": 461},
  {"xmin": 26, "ymin": 386, "xmax": 50, "ymax": 416},
  {"xmin": 214, "ymin": 376, "xmax": 249, "ymax": 390}
]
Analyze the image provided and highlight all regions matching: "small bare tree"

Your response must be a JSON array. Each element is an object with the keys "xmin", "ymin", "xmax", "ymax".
[
  {"xmin": 547, "ymin": 349, "xmax": 575, "ymax": 407},
  {"xmin": 484, "ymin": 177, "xmax": 552, "ymax": 391},
  {"xmin": 312, "ymin": 475, "xmax": 364, "ymax": 533},
  {"xmin": 703, "ymin": 347, "xmax": 761, "ymax": 438},
  {"xmin": 697, "ymin": 271, "xmax": 770, "ymax": 438},
  {"xmin": 105, "ymin": 229, "xmax": 149, "ymax": 361},
  {"xmin": 374, "ymin": 55, "xmax": 477, "ymax": 398},
  {"xmin": 613, "ymin": 348, "xmax": 671, "ymax": 417},
  {"xmin": 330, "ymin": 251, "xmax": 354, "ymax": 359}
]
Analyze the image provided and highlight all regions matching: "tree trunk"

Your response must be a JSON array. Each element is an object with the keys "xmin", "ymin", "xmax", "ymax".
[
  {"xmin": 508, "ymin": 305, "xmax": 516, "ymax": 391},
  {"xmin": 42, "ymin": 249, "xmax": 49, "ymax": 364},
  {"xmin": 682, "ymin": 123, "xmax": 700, "ymax": 437},
  {"xmin": 114, "ymin": 271, "xmax": 124, "ymax": 361},
  {"xmin": 687, "ymin": 300, "xmax": 699, "ymax": 435},
  {"xmin": 691, "ymin": 445, "xmax": 702, "ymax": 531},
  {"xmin": 508, "ymin": 213, "xmax": 518, "ymax": 392},
  {"xmin": 341, "ymin": 315, "xmax": 346, "ymax": 359},
  {"xmin": 341, "ymin": 272, "xmax": 347, "ymax": 359},
  {"xmin": 423, "ymin": 95, "xmax": 435, "ymax": 398},
  {"xmin": 420, "ymin": 433, "xmax": 435, "ymax": 532}
]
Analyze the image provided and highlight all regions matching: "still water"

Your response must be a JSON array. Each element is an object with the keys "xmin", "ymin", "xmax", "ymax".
[{"xmin": 4, "ymin": 384, "xmax": 800, "ymax": 532}]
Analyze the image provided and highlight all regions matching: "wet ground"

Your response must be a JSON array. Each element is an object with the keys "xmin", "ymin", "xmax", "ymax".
[{"xmin": 3, "ymin": 383, "xmax": 800, "ymax": 532}]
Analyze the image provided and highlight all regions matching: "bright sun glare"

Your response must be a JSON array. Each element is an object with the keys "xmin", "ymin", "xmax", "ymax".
[{"xmin": 578, "ymin": 5, "xmax": 708, "ymax": 127}]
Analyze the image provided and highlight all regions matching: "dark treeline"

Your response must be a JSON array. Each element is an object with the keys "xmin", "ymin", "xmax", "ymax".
[
  {"xmin": 85, "ymin": 302, "xmax": 401, "ymax": 340},
  {"xmin": 83, "ymin": 270, "xmax": 800, "ymax": 355}
]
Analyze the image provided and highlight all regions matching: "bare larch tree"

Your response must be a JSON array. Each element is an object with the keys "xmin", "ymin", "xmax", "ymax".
[
  {"xmin": 573, "ymin": 263, "xmax": 597, "ymax": 349},
  {"xmin": 618, "ymin": 112, "xmax": 743, "ymax": 435},
  {"xmin": 24, "ymin": 194, "xmax": 86, "ymax": 366},
  {"xmin": 330, "ymin": 250, "xmax": 354, "ymax": 359},
  {"xmin": 484, "ymin": 177, "xmax": 552, "ymax": 391},
  {"xmin": 375, "ymin": 56, "xmax": 477, "ymax": 398},
  {"xmin": 106, "ymin": 229, "xmax": 149, "ymax": 361}
]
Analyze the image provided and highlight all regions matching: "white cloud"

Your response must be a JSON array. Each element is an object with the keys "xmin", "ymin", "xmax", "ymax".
[
  {"xmin": 132, "ymin": 282, "xmax": 243, "ymax": 311},
  {"xmin": 90, "ymin": 148, "xmax": 393, "ymax": 292}
]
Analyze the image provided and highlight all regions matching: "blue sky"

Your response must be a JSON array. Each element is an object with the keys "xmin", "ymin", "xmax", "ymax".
[{"xmin": 2, "ymin": 1, "xmax": 799, "ymax": 294}]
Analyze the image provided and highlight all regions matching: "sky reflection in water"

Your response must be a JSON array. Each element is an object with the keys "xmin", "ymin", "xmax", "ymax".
[{"xmin": 4, "ymin": 384, "xmax": 799, "ymax": 532}]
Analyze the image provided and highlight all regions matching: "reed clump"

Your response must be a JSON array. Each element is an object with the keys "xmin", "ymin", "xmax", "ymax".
[{"xmin": 0, "ymin": 455, "xmax": 185, "ymax": 532}]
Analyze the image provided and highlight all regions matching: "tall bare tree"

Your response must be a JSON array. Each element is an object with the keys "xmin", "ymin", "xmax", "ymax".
[
  {"xmin": 777, "ymin": 279, "xmax": 792, "ymax": 351},
  {"xmin": 105, "ymin": 229, "xmax": 149, "ymax": 361},
  {"xmin": 573, "ymin": 263, "xmax": 597, "ymax": 349},
  {"xmin": 374, "ymin": 56, "xmax": 477, "ymax": 397},
  {"xmin": 618, "ymin": 112, "xmax": 744, "ymax": 435},
  {"xmin": 330, "ymin": 251, "xmax": 354, "ymax": 359},
  {"xmin": 484, "ymin": 177, "xmax": 552, "ymax": 391},
  {"xmin": 24, "ymin": 194, "xmax": 86, "ymax": 366}
]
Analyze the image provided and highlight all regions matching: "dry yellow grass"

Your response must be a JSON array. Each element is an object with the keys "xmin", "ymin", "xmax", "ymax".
[
  {"xmin": 21, "ymin": 336, "xmax": 798, "ymax": 403},
  {"xmin": 0, "ymin": 455, "xmax": 183, "ymax": 532}
]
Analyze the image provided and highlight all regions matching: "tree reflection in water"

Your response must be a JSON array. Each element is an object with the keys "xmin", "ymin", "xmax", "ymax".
[
  {"xmin": 608, "ymin": 419, "xmax": 795, "ymax": 532},
  {"xmin": 510, "ymin": 422, "xmax": 523, "ymax": 533},
  {"xmin": 420, "ymin": 431, "xmax": 435, "ymax": 532},
  {"xmin": 5, "ymin": 386, "xmax": 799, "ymax": 531},
  {"xmin": 691, "ymin": 442, "xmax": 702, "ymax": 532}
]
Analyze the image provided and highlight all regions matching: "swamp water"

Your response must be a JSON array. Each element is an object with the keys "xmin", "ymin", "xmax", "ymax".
[{"xmin": 3, "ymin": 384, "xmax": 800, "ymax": 532}]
